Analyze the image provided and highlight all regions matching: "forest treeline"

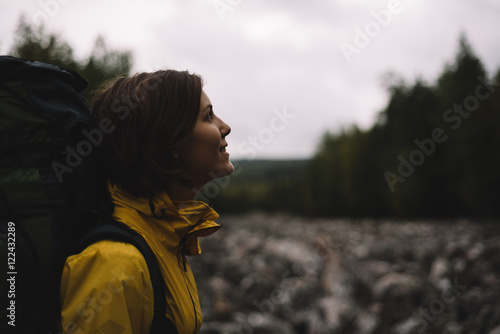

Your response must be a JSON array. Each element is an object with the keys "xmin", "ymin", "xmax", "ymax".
[
  {"xmin": 4, "ymin": 18, "xmax": 500, "ymax": 218},
  {"xmin": 304, "ymin": 36, "xmax": 500, "ymax": 218},
  {"xmin": 211, "ymin": 36, "xmax": 500, "ymax": 218}
]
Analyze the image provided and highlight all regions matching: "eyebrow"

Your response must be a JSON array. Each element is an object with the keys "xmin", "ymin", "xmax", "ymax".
[{"xmin": 202, "ymin": 104, "xmax": 213, "ymax": 112}]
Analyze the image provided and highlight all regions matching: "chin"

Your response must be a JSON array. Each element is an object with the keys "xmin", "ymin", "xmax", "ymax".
[
  {"xmin": 224, "ymin": 162, "xmax": 235, "ymax": 176},
  {"xmin": 214, "ymin": 162, "xmax": 234, "ymax": 178}
]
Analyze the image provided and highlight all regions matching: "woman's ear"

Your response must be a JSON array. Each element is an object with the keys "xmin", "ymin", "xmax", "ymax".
[{"xmin": 171, "ymin": 150, "xmax": 182, "ymax": 170}]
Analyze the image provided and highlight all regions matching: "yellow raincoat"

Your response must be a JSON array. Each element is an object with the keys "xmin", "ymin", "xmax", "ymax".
[{"xmin": 60, "ymin": 184, "xmax": 221, "ymax": 334}]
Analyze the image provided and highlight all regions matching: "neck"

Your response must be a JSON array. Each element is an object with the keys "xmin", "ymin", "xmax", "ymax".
[{"xmin": 165, "ymin": 180, "xmax": 201, "ymax": 202}]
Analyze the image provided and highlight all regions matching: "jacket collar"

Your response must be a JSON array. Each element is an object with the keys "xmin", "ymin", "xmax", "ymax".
[{"xmin": 109, "ymin": 184, "xmax": 221, "ymax": 256}]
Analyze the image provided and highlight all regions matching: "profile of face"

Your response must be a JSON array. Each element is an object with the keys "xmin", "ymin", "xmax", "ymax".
[{"xmin": 174, "ymin": 90, "xmax": 234, "ymax": 189}]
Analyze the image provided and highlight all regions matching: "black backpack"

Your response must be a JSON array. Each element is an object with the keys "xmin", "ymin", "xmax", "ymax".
[{"xmin": 0, "ymin": 56, "xmax": 176, "ymax": 334}]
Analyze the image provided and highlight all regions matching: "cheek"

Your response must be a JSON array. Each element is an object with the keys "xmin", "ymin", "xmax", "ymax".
[
  {"xmin": 197, "ymin": 126, "xmax": 221, "ymax": 150},
  {"xmin": 178, "ymin": 124, "xmax": 223, "ymax": 170},
  {"xmin": 184, "ymin": 131, "xmax": 219, "ymax": 163},
  {"xmin": 193, "ymin": 135, "xmax": 219, "ymax": 156}
]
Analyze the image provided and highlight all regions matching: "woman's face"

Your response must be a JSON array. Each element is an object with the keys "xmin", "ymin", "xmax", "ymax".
[{"xmin": 175, "ymin": 90, "xmax": 234, "ymax": 188}]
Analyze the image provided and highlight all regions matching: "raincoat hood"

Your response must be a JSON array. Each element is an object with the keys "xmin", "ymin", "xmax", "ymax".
[
  {"xmin": 109, "ymin": 183, "xmax": 221, "ymax": 256},
  {"xmin": 108, "ymin": 183, "xmax": 221, "ymax": 333}
]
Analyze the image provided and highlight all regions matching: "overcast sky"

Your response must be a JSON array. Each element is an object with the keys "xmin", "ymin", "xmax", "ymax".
[{"xmin": 1, "ymin": 0, "xmax": 500, "ymax": 159}]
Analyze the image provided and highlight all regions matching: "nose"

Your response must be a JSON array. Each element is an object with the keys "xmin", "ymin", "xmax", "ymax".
[{"xmin": 219, "ymin": 117, "xmax": 231, "ymax": 138}]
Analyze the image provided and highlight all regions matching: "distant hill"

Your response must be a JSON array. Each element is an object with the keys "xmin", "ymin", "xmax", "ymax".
[{"xmin": 202, "ymin": 159, "xmax": 310, "ymax": 213}]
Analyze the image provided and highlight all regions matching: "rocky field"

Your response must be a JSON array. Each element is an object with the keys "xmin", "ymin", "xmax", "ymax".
[{"xmin": 189, "ymin": 213, "xmax": 500, "ymax": 334}]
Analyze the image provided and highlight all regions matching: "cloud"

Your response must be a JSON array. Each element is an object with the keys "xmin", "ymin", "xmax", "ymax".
[{"xmin": 1, "ymin": 0, "xmax": 500, "ymax": 159}]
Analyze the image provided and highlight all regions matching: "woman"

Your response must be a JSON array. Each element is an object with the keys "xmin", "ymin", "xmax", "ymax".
[{"xmin": 59, "ymin": 70, "xmax": 233, "ymax": 334}]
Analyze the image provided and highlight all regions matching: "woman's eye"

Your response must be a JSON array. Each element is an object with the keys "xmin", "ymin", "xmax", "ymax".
[{"xmin": 208, "ymin": 110, "xmax": 214, "ymax": 121}]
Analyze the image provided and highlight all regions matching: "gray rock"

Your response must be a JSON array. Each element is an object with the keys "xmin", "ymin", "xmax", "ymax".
[
  {"xmin": 428, "ymin": 257, "xmax": 452, "ymax": 291},
  {"xmin": 489, "ymin": 324, "xmax": 500, "ymax": 334},
  {"xmin": 191, "ymin": 214, "xmax": 500, "ymax": 334}
]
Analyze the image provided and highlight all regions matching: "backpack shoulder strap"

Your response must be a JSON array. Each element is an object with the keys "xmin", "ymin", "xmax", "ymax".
[{"xmin": 73, "ymin": 222, "xmax": 179, "ymax": 334}]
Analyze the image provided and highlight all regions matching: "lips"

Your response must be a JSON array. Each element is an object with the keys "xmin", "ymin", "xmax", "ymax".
[{"xmin": 220, "ymin": 144, "xmax": 228, "ymax": 154}]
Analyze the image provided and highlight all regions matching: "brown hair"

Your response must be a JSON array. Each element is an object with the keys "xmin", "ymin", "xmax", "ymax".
[{"xmin": 91, "ymin": 70, "xmax": 203, "ymax": 198}]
